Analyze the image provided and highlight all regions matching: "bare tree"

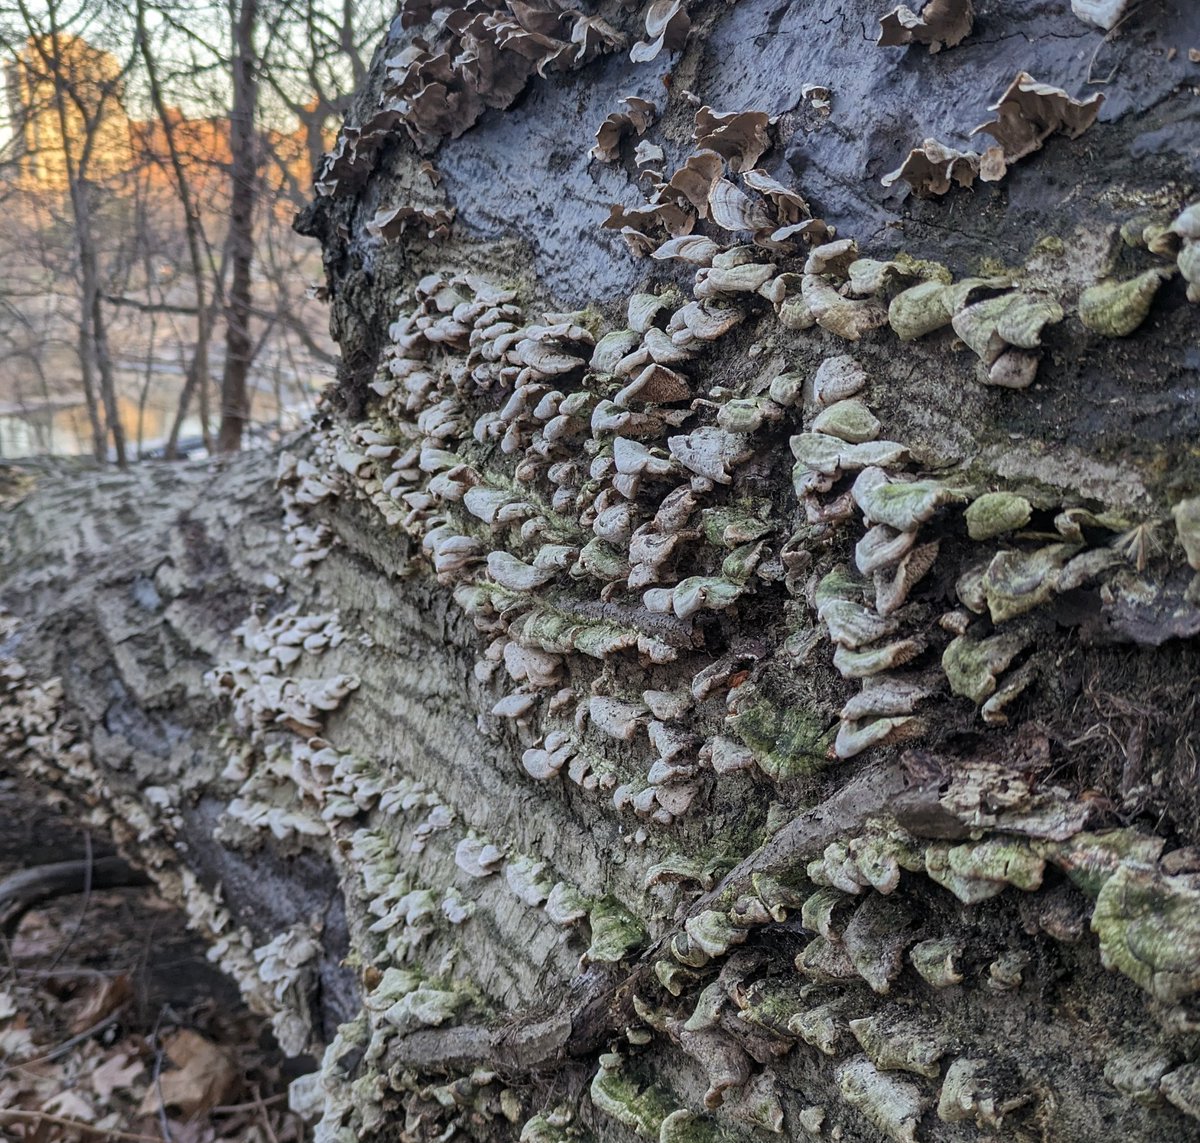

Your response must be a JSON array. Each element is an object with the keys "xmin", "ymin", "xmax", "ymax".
[
  {"xmin": 1, "ymin": 0, "xmax": 382, "ymax": 462},
  {"xmin": 259, "ymin": 0, "xmax": 390, "ymax": 201},
  {"xmin": 214, "ymin": 0, "xmax": 259, "ymax": 453},
  {"xmin": 15, "ymin": 0, "xmax": 141, "ymax": 465},
  {"xmin": 133, "ymin": 0, "xmax": 219, "ymax": 457}
]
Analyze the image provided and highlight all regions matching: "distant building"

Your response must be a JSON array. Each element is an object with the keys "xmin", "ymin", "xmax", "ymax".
[
  {"xmin": 5, "ymin": 33, "xmax": 132, "ymax": 189},
  {"xmin": 129, "ymin": 108, "xmax": 323, "ymax": 213}
]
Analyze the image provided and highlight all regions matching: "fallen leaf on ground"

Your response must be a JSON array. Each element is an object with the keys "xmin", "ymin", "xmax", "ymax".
[
  {"xmin": 169, "ymin": 1117, "xmax": 222, "ymax": 1143},
  {"xmin": 70, "ymin": 973, "xmax": 132, "ymax": 1033},
  {"xmin": 136, "ymin": 1029, "xmax": 237, "ymax": 1118},
  {"xmin": 0, "ymin": 1015, "xmax": 35, "ymax": 1057},
  {"xmin": 0, "ymin": 989, "xmax": 18, "ymax": 1020},
  {"xmin": 42, "ymin": 1088, "xmax": 98, "ymax": 1121},
  {"xmin": 91, "ymin": 1050, "xmax": 146, "ymax": 1101}
]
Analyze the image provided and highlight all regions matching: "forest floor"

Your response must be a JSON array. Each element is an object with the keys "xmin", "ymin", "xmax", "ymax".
[{"xmin": 0, "ymin": 786, "xmax": 307, "ymax": 1143}]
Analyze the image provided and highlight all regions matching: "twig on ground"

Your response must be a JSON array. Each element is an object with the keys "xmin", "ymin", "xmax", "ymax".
[
  {"xmin": 211, "ymin": 1094, "xmax": 288, "ymax": 1115},
  {"xmin": 46, "ymin": 834, "xmax": 93, "ymax": 974},
  {"xmin": 149, "ymin": 1007, "xmax": 174, "ymax": 1143},
  {"xmin": 252, "ymin": 1084, "xmax": 280, "ymax": 1143},
  {"xmin": 0, "ymin": 926, "xmax": 18, "ymax": 985},
  {"xmin": 1085, "ymin": 2, "xmax": 1141, "ymax": 85},
  {"xmin": 0, "ymin": 1109, "xmax": 162, "ymax": 1143}
]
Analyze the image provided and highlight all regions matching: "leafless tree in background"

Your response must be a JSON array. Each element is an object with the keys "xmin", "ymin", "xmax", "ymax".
[
  {"xmin": 133, "ymin": 0, "xmax": 219, "ymax": 457},
  {"xmin": 215, "ymin": 0, "xmax": 258, "ymax": 454},
  {"xmin": 6, "ymin": 0, "xmax": 139, "ymax": 464},
  {"xmin": 0, "ymin": 0, "xmax": 389, "ymax": 460}
]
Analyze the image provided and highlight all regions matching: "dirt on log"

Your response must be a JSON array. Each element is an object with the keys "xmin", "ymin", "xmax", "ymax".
[{"xmin": 5, "ymin": 1, "xmax": 1200, "ymax": 1140}]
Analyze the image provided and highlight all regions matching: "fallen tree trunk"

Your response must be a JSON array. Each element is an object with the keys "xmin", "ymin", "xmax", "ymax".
[{"xmin": 5, "ymin": 0, "xmax": 1200, "ymax": 1139}]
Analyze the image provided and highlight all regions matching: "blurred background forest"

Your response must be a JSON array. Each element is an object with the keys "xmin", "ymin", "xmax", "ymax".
[{"xmin": 0, "ymin": 0, "xmax": 391, "ymax": 464}]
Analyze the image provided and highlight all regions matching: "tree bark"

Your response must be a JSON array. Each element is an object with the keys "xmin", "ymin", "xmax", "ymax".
[
  {"xmin": 217, "ymin": 0, "xmax": 261, "ymax": 454},
  {"xmin": 5, "ymin": 2, "xmax": 1200, "ymax": 1141}
]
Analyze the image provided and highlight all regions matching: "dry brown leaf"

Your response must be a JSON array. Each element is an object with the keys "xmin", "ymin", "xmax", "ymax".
[
  {"xmin": 167, "ymin": 1118, "xmax": 220, "ymax": 1143},
  {"xmin": 70, "ymin": 974, "xmax": 132, "ymax": 1035},
  {"xmin": 42, "ymin": 1089, "xmax": 97, "ymax": 1122},
  {"xmin": 136, "ymin": 1030, "xmax": 237, "ymax": 1119},
  {"xmin": 90, "ymin": 1051, "xmax": 146, "ymax": 1102},
  {"xmin": 10, "ymin": 925, "xmax": 59, "ymax": 958}
]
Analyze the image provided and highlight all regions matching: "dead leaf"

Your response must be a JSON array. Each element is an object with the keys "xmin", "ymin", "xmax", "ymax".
[
  {"xmin": 0, "ymin": 1014, "xmax": 35, "ymax": 1057},
  {"xmin": 42, "ymin": 1089, "xmax": 97, "ymax": 1121},
  {"xmin": 167, "ymin": 1117, "xmax": 220, "ymax": 1143},
  {"xmin": 70, "ymin": 974, "xmax": 132, "ymax": 1034},
  {"xmin": 136, "ymin": 1030, "xmax": 237, "ymax": 1118},
  {"xmin": 90, "ymin": 1051, "xmax": 146, "ymax": 1102},
  {"xmin": 0, "ymin": 989, "xmax": 18, "ymax": 1020}
]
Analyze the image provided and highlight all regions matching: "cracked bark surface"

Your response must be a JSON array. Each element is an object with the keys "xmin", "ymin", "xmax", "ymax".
[{"xmin": 4, "ymin": 0, "xmax": 1200, "ymax": 1140}]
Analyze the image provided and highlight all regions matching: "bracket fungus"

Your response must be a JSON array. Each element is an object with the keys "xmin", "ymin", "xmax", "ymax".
[
  {"xmin": 882, "ymin": 138, "xmax": 981, "ymax": 197},
  {"xmin": 838, "ymin": 1057, "xmax": 926, "ymax": 1143},
  {"xmin": 937, "ymin": 1057, "xmax": 1028, "ymax": 1128},
  {"xmin": 811, "ymin": 399, "xmax": 882, "ymax": 444},
  {"xmin": 1173, "ymin": 497, "xmax": 1200, "ymax": 570},
  {"xmin": 584, "ymin": 898, "xmax": 646, "ymax": 963},
  {"xmin": 121, "ymin": 12, "xmax": 1200, "ymax": 1129},
  {"xmin": 951, "ymin": 291, "xmax": 1064, "ymax": 387},
  {"xmin": 964, "ymin": 491, "xmax": 1033, "ymax": 540},
  {"xmin": 1092, "ymin": 864, "xmax": 1200, "ymax": 1003},
  {"xmin": 1071, "ymin": 0, "xmax": 1134, "ymax": 30},
  {"xmin": 849, "ymin": 1012, "xmax": 948, "ymax": 1078},
  {"xmin": 1078, "ymin": 267, "xmax": 1174, "ymax": 338},
  {"xmin": 878, "ymin": 0, "xmax": 974, "ymax": 53},
  {"xmin": 629, "ymin": 0, "xmax": 689, "ymax": 62},
  {"xmin": 851, "ymin": 467, "xmax": 964, "ymax": 532},
  {"xmin": 909, "ymin": 938, "xmax": 965, "ymax": 988},
  {"xmin": 886, "ymin": 72, "xmax": 1102, "ymax": 196},
  {"xmin": 812, "ymin": 355, "xmax": 867, "ymax": 405},
  {"xmin": 707, "ymin": 178, "xmax": 773, "ymax": 233},
  {"xmin": 317, "ymin": 0, "xmax": 632, "ymax": 167},
  {"xmin": 1172, "ymin": 200, "xmax": 1200, "ymax": 302},
  {"xmin": 366, "ymin": 203, "xmax": 456, "ymax": 242},
  {"xmin": 969, "ymin": 71, "xmax": 1104, "ymax": 179},
  {"xmin": 842, "ymin": 894, "xmax": 916, "ymax": 993},
  {"xmin": 591, "ymin": 96, "xmax": 658, "ymax": 162},
  {"xmin": 694, "ymin": 107, "xmax": 771, "ymax": 172},
  {"xmin": 1162, "ymin": 1066, "xmax": 1200, "ymax": 1121}
]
